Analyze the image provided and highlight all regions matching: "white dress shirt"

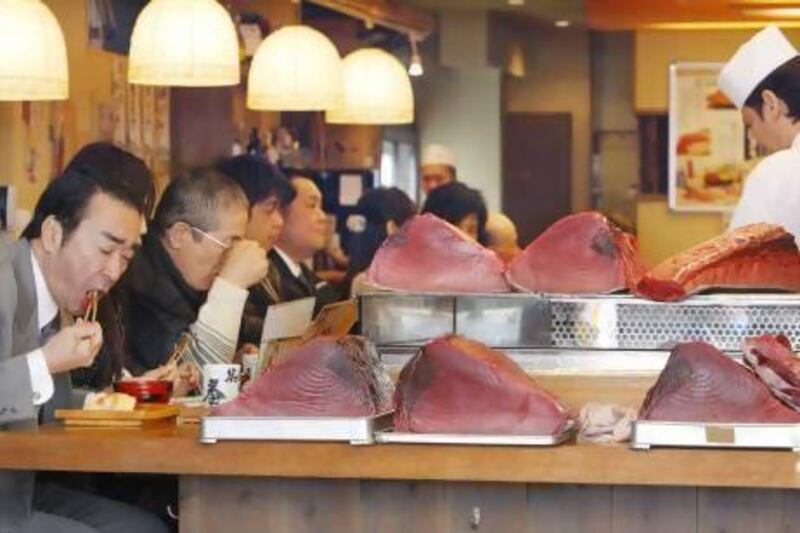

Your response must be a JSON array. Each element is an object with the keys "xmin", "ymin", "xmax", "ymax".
[
  {"xmin": 274, "ymin": 247, "xmax": 303, "ymax": 278},
  {"xmin": 26, "ymin": 251, "xmax": 56, "ymax": 406},
  {"xmin": 729, "ymin": 133, "xmax": 800, "ymax": 246}
]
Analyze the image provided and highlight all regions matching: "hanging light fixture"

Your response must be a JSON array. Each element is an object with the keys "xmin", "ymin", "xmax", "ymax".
[
  {"xmin": 326, "ymin": 48, "xmax": 414, "ymax": 125},
  {"xmin": 408, "ymin": 35, "xmax": 423, "ymax": 77},
  {"xmin": 128, "ymin": 0, "xmax": 240, "ymax": 87},
  {"xmin": 0, "ymin": 0, "xmax": 68, "ymax": 100},
  {"xmin": 247, "ymin": 25, "xmax": 342, "ymax": 111}
]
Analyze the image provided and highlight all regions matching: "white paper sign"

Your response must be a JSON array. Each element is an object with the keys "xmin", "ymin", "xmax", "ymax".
[
  {"xmin": 339, "ymin": 174, "xmax": 363, "ymax": 206},
  {"xmin": 261, "ymin": 297, "xmax": 315, "ymax": 342}
]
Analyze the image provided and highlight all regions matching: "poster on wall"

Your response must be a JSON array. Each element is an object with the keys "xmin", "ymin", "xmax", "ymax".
[{"xmin": 669, "ymin": 62, "xmax": 761, "ymax": 212}]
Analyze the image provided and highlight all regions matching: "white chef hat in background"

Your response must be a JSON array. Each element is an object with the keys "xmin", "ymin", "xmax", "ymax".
[
  {"xmin": 421, "ymin": 143, "xmax": 456, "ymax": 167},
  {"xmin": 718, "ymin": 25, "xmax": 799, "ymax": 109}
]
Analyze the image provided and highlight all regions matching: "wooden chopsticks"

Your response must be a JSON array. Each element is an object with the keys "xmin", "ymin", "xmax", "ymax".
[{"xmin": 82, "ymin": 291, "xmax": 99, "ymax": 323}]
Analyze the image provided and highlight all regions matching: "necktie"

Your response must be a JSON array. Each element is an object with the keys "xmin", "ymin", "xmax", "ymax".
[{"xmin": 39, "ymin": 314, "xmax": 60, "ymax": 344}]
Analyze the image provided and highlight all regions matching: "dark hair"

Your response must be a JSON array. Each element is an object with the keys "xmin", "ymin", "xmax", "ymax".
[
  {"xmin": 64, "ymin": 142, "xmax": 156, "ymax": 218},
  {"xmin": 22, "ymin": 165, "xmax": 148, "ymax": 242},
  {"xmin": 421, "ymin": 181, "xmax": 488, "ymax": 245},
  {"xmin": 152, "ymin": 168, "xmax": 248, "ymax": 236},
  {"xmin": 744, "ymin": 55, "xmax": 800, "ymax": 121},
  {"xmin": 215, "ymin": 155, "xmax": 295, "ymax": 209},
  {"xmin": 347, "ymin": 187, "xmax": 416, "ymax": 277}
]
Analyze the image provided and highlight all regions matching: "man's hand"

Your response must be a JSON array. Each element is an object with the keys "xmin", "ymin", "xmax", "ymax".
[
  {"xmin": 218, "ymin": 240, "xmax": 268, "ymax": 289},
  {"xmin": 42, "ymin": 320, "xmax": 103, "ymax": 374}
]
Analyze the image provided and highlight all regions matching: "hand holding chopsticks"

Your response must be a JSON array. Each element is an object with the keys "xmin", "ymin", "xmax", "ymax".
[{"xmin": 82, "ymin": 290, "xmax": 99, "ymax": 323}]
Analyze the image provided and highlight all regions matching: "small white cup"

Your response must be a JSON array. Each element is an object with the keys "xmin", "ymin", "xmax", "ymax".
[{"xmin": 202, "ymin": 364, "xmax": 241, "ymax": 407}]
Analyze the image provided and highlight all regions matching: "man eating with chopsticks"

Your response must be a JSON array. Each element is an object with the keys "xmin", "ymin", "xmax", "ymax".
[{"xmin": 0, "ymin": 166, "xmax": 167, "ymax": 531}]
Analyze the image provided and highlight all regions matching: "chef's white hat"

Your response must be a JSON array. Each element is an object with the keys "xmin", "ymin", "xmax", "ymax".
[
  {"xmin": 421, "ymin": 143, "xmax": 456, "ymax": 167},
  {"xmin": 718, "ymin": 25, "xmax": 799, "ymax": 109}
]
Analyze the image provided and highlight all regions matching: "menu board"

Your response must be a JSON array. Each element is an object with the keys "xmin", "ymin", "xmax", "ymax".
[{"xmin": 668, "ymin": 63, "xmax": 760, "ymax": 212}]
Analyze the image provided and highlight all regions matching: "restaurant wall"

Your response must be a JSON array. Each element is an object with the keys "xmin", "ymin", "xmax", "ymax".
[
  {"xmin": 0, "ymin": 0, "xmax": 296, "ymax": 218},
  {"xmin": 634, "ymin": 28, "xmax": 800, "ymax": 113},
  {"xmin": 502, "ymin": 23, "xmax": 593, "ymax": 213},
  {"xmin": 0, "ymin": 0, "xmax": 115, "ymax": 214},
  {"xmin": 415, "ymin": 12, "xmax": 502, "ymax": 211}
]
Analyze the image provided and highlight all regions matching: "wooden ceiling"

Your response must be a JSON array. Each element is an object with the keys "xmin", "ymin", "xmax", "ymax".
[{"xmin": 588, "ymin": 0, "xmax": 800, "ymax": 30}]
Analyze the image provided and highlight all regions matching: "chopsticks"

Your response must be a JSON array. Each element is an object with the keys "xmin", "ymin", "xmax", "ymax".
[
  {"xmin": 260, "ymin": 276, "xmax": 281, "ymax": 303},
  {"xmin": 82, "ymin": 291, "xmax": 99, "ymax": 323}
]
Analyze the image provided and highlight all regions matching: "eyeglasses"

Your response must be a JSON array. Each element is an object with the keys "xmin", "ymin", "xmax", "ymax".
[{"xmin": 190, "ymin": 225, "xmax": 231, "ymax": 250}]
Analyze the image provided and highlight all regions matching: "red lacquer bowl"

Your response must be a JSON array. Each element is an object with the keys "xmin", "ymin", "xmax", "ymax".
[{"xmin": 114, "ymin": 379, "xmax": 173, "ymax": 404}]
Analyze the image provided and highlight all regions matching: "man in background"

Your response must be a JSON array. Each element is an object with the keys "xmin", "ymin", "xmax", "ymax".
[
  {"xmin": 420, "ymin": 143, "xmax": 457, "ymax": 196},
  {"xmin": 273, "ymin": 175, "xmax": 341, "ymax": 312},
  {"xmin": 718, "ymin": 26, "xmax": 800, "ymax": 242}
]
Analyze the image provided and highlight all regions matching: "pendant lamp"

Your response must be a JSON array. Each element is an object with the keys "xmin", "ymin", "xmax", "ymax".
[
  {"xmin": 326, "ymin": 48, "xmax": 413, "ymax": 125},
  {"xmin": 0, "ymin": 0, "xmax": 68, "ymax": 100},
  {"xmin": 247, "ymin": 25, "xmax": 342, "ymax": 111},
  {"xmin": 129, "ymin": 0, "xmax": 239, "ymax": 87}
]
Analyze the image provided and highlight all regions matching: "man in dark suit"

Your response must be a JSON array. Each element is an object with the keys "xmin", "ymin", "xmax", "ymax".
[
  {"xmin": 272, "ymin": 175, "xmax": 342, "ymax": 313},
  {"xmin": 0, "ymin": 167, "xmax": 166, "ymax": 532},
  {"xmin": 215, "ymin": 156, "xmax": 295, "ymax": 345}
]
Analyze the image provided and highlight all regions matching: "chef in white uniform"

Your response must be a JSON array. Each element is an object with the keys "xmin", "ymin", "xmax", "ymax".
[{"xmin": 719, "ymin": 26, "xmax": 800, "ymax": 243}]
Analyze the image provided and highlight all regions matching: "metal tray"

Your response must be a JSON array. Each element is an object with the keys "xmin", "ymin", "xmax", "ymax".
[
  {"xmin": 374, "ymin": 421, "xmax": 575, "ymax": 447},
  {"xmin": 200, "ymin": 413, "xmax": 392, "ymax": 445},
  {"xmin": 631, "ymin": 420, "xmax": 800, "ymax": 451}
]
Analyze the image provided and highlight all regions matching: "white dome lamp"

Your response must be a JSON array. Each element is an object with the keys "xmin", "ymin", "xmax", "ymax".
[
  {"xmin": 0, "ymin": 0, "xmax": 68, "ymax": 100},
  {"xmin": 326, "ymin": 48, "xmax": 414, "ymax": 125},
  {"xmin": 247, "ymin": 25, "xmax": 343, "ymax": 111},
  {"xmin": 129, "ymin": 0, "xmax": 240, "ymax": 87}
]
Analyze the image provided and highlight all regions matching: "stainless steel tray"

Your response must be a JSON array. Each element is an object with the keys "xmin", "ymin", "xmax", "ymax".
[
  {"xmin": 360, "ymin": 291, "xmax": 800, "ymax": 352},
  {"xmin": 374, "ymin": 421, "xmax": 575, "ymax": 446},
  {"xmin": 631, "ymin": 420, "xmax": 800, "ymax": 451},
  {"xmin": 199, "ymin": 413, "xmax": 392, "ymax": 445}
]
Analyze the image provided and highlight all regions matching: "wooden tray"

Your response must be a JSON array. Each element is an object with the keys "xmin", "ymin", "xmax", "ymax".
[{"xmin": 55, "ymin": 404, "xmax": 179, "ymax": 427}]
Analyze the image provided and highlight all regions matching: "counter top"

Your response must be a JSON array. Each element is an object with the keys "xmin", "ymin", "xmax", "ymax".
[{"xmin": 2, "ymin": 423, "xmax": 800, "ymax": 489}]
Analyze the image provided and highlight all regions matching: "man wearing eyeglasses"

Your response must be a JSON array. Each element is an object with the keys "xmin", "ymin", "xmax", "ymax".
[{"xmin": 118, "ymin": 169, "xmax": 268, "ymax": 376}]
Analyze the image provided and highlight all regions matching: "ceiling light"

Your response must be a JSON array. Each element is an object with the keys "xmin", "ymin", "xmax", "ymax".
[
  {"xmin": 326, "ymin": 48, "xmax": 414, "ymax": 125},
  {"xmin": 0, "ymin": 0, "xmax": 68, "ymax": 100},
  {"xmin": 555, "ymin": 19, "xmax": 571, "ymax": 28},
  {"xmin": 247, "ymin": 25, "xmax": 343, "ymax": 111},
  {"xmin": 129, "ymin": 0, "xmax": 240, "ymax": 87},
  {"xmin": 408, "ymin": 36, "xmax": 423, "ymax": 77}
]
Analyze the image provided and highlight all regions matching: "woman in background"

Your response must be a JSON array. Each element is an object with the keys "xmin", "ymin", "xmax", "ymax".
[
  {"xmin": 346, "ymin": 187, "xmax": 416, "ymax": 297},
  {"xmin": 421, "ymin": 181, "xmax": 489, "ymax": 245}
]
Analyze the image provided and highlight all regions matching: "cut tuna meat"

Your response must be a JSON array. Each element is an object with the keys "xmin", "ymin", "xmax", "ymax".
[
  {"xmin": 394, "ymin": 335, "xmax": 573, "ymax": 435},
  {"xmin": 743, "ymin": 335, "xmax": 800, "ymax": 411},
  {"xmin": 365, "ymin": 214, "xmax": 510, "ymax": 293},
  {"xmin": 214, "ymin": 336, "xmax": 393, "ymax": 417},
  {"xmin": 506, "ymin": 212, "xmax": 645, "ymax": 294},
  {"xmin": 639, "ymin": 341, "xmax": 800, "ymax": 423},
  {"xmin": 636, "ymin": 223, "xmax": 800, "ymax": 302}
]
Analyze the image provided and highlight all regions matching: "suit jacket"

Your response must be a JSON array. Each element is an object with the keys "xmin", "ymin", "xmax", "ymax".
[
  {"xmin": 0, "ymin": 237, "xmax": 75, "ymax": 528},
  {"xmin": 270, "ymin": 250, "xmax": 343, "ymax": 315}
]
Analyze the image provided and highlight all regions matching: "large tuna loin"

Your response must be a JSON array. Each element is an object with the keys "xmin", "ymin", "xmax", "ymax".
[
  {"xmin": 506, "ymin": 212, "xmax": 644, "ymax": 294},
  {"xmin": 743, "ymin": 335, "xmax": 800, "ymax": 411},
  {"xmin": 394, "ymin": 335, "xmax": 572, "ymax": 435},
  {"xmin": 636, "ymin": 223, "xmax": 800, "ymax": 301},
  {"xmin": 639, "ymin": 341, "xmax": 800, "ymax": 423},
  {"xmin": 214, "ymin": 336, "xmax": 393, "ymax": 417},
  {"xmin": 365, "ymin": 214, "xmax": 510, "ymax": 293}
]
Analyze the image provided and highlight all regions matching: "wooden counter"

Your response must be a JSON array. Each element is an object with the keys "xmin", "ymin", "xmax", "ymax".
[
  {"xmin": 6, "ymin": 424, "xmax": 800, "ymax": 532},
  {"xmin": 1, "ymin": 423, "xmax": 800, "ymax": 489}
]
